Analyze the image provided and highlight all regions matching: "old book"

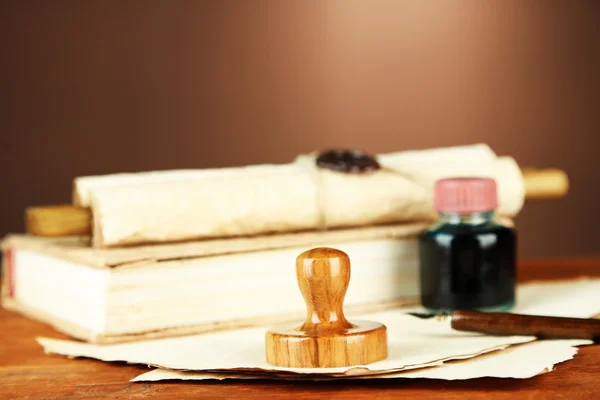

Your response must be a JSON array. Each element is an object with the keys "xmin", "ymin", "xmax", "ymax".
[{"xmin": 1, "ymin": 222, "xmax": 429, "ymax": 343}]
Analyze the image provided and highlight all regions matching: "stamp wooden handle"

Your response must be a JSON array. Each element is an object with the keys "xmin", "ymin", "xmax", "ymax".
[
  {"xmin": 451, "ymin": 310, "xmax": 600, "ymax": 339},
  {"xmin": 296, "ymin": 248, "xmax": 354, "ymax": 334},
  {"xmin": 265, "ymin": 247, "xmax": 388, "ymax": 368}
]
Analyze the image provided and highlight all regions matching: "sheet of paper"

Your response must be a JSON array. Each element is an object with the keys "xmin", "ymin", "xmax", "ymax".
[
  {"xmin": 38, "ymin": 279, "xmax": 600, "ymax": 378},
  {"xmin": 38, "ymin": 312, "xmax": 534, "ymax": 375},
  {"xmin": 132, "ymin": 339, "xmax": 591, "ymax": 381}
]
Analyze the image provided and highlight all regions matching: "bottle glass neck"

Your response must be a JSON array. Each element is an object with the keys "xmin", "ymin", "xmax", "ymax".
[{"xmin": 438, "ymin": 211, "xmax": 495, "ymax": 225}]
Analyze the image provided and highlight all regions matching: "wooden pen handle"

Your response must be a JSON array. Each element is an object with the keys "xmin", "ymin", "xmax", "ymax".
[{"xmin": 451, "ymin": 310, "xmax": 600, "ymax": 340}]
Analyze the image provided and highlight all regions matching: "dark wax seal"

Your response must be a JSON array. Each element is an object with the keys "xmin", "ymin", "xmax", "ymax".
[{"xmin": 316, "ymin": 149, "xmax": 380, "ymax": 173}]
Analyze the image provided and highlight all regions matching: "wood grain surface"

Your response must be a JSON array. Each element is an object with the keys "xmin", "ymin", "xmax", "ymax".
[
  {"xmin": 450, "ymin": 310, "xmax": 600, "ymax": 339},
  {"xmin": 266, "ymin": 248, "xmax": 387, "ymax": 368},
  {"xmin": 1, "ymin": 257, "xmax": 600, "ymax": 399}
]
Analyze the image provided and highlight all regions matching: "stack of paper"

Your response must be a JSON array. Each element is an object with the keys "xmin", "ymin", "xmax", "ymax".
[{"xmin": 38, "ymin": 279, "xmax": 600, "ymax": 382}]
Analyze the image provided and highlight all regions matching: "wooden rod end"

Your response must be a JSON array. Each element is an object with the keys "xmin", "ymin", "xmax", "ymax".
[
  {"xmin": 522, "ymin": 168, "xmax": 569, "ymax": 200},
  {"xmin": 25, "ymin": 205, "xmax": 92, "ymax": 237}
]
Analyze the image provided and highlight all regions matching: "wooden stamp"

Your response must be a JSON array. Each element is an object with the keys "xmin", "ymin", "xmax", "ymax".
[{"xmin": 265, "ymin": 247, "xmax": 388, "ymax": 368}]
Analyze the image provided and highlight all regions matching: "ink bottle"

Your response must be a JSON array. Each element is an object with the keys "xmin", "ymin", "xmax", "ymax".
[{"xmin": 419, "ymin": 178, "xmax": 516, "ymax": 313}]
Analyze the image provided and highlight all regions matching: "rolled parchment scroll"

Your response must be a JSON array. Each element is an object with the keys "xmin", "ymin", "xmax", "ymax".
[{"xmin": 68, "ymin": 144, "xmax": 526, "ymax": 247}]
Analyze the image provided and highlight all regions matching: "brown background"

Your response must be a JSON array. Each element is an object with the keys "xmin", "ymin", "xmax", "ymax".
[{"xmin": 1, "ymin": 1, "xmax": 599, "ymax": 258}]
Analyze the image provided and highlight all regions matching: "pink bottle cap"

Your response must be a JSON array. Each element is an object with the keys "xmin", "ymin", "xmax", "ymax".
[{"xmin": 434, "ymin": 177, "xmax": 498, "ymax": 213}]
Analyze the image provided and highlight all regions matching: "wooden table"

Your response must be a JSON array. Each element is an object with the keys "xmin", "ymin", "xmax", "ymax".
[{"xmin": 1, "ymin": 258, "xmax": 600, "ymax": 399}]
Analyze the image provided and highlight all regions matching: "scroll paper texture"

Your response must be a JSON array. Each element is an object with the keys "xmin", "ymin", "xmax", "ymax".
[
  {"xmin": 37, "ymin": 279, "xmax": 600, "ymax": 378},
  {"xmin": 72, "ymin": 144, "xmax": 524, "ymax": 247}
]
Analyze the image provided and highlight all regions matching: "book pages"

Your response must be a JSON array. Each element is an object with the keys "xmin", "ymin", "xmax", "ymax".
[
  {"xmin": 2, "ymin": 217, "xmax": 512, "ymax": 269},
  {"xmin": 37, "ymin": 279, "xmax": 600, "ymax": 379},
  {"xmin": 1, "ymin": 223, "xmax": 430, "ymax": 269}
]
